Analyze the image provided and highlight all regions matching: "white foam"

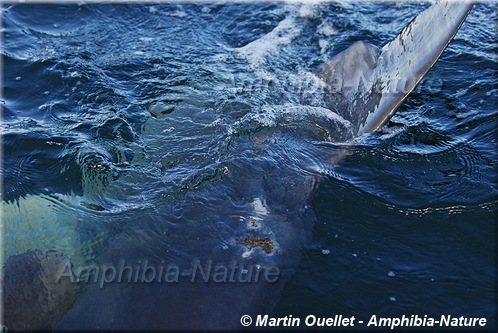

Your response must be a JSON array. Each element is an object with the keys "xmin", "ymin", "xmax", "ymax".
[
  {"xmin": 235, "ymin": 16, "xmax": 302, "ymax": 67},
  {"xmin": 317, "ymin": 22, "xmax": 337, "ymax": 37},
  {"xmin": 297, "ymin": 3, "xmax": 321, "ymax": 19},
  {"xmin": 317, "ymin": 21, "xmax": 337, "ymax": 55},
  {"xmin": 139, "ymin": 37, "xmax": 154, "ymax": 43},
  {"xmin": 170, "ymin": 10, "xmax": 187, "ymax": 18},
  {"xmin": 318, "ymin": 39, "xmax": 331, "ymax": 55}
]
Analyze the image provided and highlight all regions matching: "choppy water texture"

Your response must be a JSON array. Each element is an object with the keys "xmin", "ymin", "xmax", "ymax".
[{"xmin": 2, "ymin": 1, "xmax": 497, "ymax": 330}]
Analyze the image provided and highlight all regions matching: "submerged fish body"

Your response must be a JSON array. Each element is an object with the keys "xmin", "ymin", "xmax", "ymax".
[
  {"xmin": 1, "ymin": 1, "xmax": 474, "ymax": 330},
  {"xmin": 54, "ymin": 125, "xmax": 322, "ymax": 329}
]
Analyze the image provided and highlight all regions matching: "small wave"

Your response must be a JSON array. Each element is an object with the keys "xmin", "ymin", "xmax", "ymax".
[
  {"xmin": 338, "ymin": 133, "xmax": 494, "ymax": 207},
  {"xmin": 228, "ymin": 103, "xmax": 353, "ymax": 143}
]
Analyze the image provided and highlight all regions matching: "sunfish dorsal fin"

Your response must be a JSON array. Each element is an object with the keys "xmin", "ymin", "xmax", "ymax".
[{"xmin": 318, "ymin": 0, "xmax": 474, "ymax": 138}]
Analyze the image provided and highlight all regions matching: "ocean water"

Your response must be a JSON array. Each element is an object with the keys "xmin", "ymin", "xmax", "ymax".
[{"xmin": 1, "ymin": 1, "xmax": 497, "ymax": 330}]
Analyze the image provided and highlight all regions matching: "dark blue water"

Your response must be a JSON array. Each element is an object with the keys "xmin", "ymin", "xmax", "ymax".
[{"xmin": 2, "ymin": 1, "xmax": 497, "ymax": 330}]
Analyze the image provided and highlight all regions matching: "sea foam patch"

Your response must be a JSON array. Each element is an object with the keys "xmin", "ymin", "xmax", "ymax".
[{"xmin": 235, "ymin": 16, "xmax": 301, "ymax": 68}]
